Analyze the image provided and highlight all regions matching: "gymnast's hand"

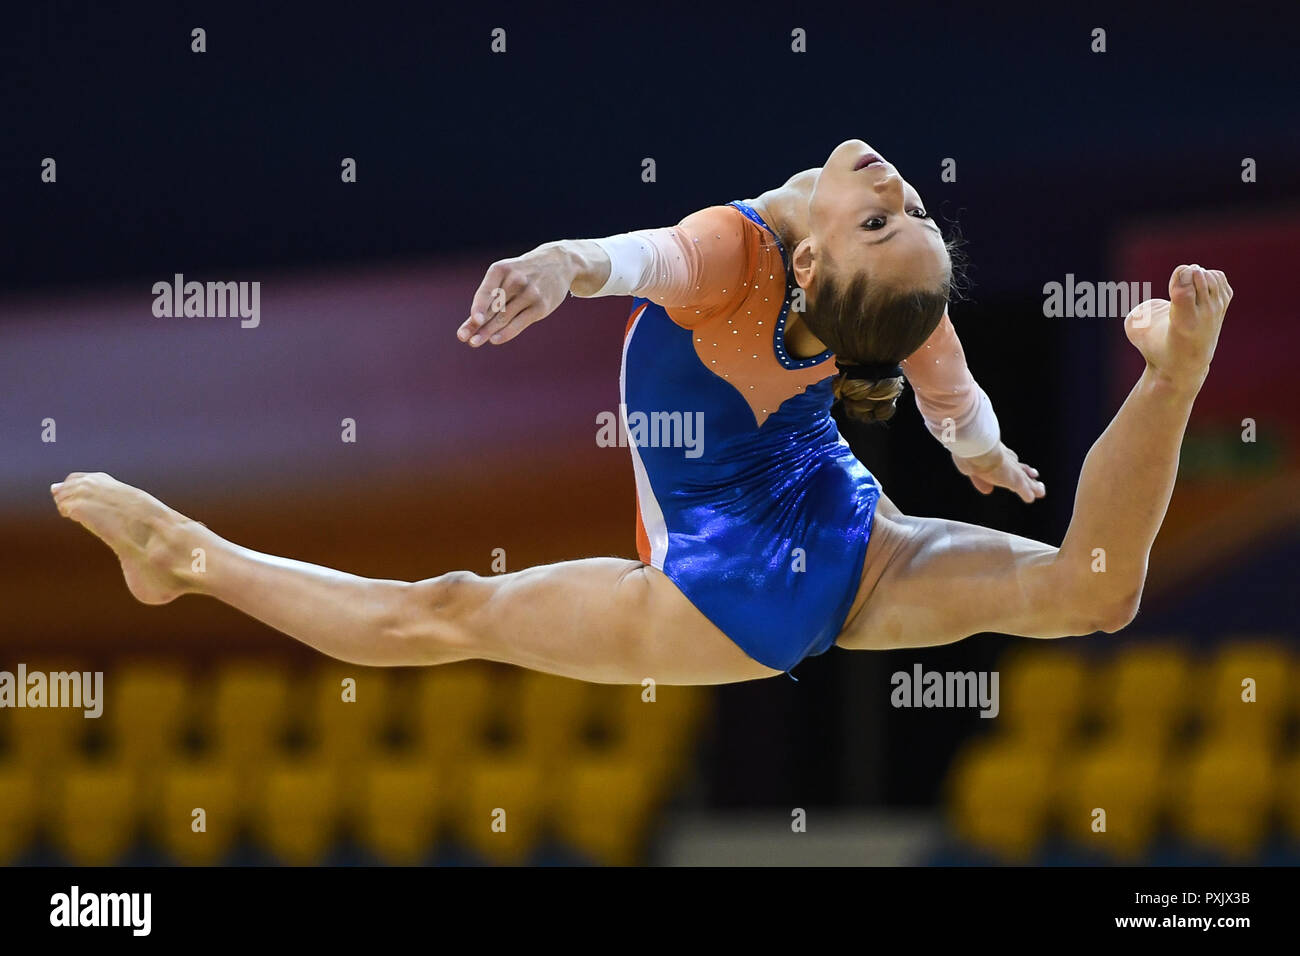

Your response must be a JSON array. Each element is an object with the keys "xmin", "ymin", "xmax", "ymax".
[
  {"xmin": 458, "ymin": 242, "xmax": 577, "ymax": 347},
  {"xmin": 952, "ymin": 442, "xmax": 1046, "ymax": 504}
]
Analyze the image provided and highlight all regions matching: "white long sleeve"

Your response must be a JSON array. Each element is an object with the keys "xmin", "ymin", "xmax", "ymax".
[
  {"xmin": 901, "ymin": 313, "xmax": 1001, "ymax": 458},
  {"xmin": 575, "ymin": 206, "xmax": 750, "ymax": 318}
]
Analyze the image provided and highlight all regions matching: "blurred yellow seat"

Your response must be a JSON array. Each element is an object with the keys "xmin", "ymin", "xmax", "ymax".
[
  {"xmin": 205, "ymin": 662, "xmax": 292, "ymax": 761},
  {"xmin": 549, "ymin": 753, "xmax": 656, "ymax": 865},
  {"xmin": 357, "ymin": 755, "xmax": 442, "ymax": 864},
  {"xmin": 947, "ymin": 738, "xmax": 1054, "ymax": 861},
  {"xmin": 1092, "ymin": 643, "xmax": 1191, "ymax": 747},
  {"xmin": 52, "ymin": 760, "xmax": 138, "ymax": 865},
  {"xmin": 153, "ymin": 758, "xmax": 241, "ymax": 865},
  {"xmin": 1198, "ymin": 640, "xmax": 1291, "ymax": 747},
  {"xmin": 302, "ymin": 663, "xmax": 392, "ymax": 758},
  {"xmin": 2, "ymin": 657, "xmax": 94, "ymax": 765},
  {"xmin": 1276, "ymin": 754, "xmax": 1300, "ymax": 842},
  {"xmin": 507, "ymin": 672, "xmax": 594, "ymax": 765},
  {"xmin": 455, "ymin": 751, "xmax": 546, "ymax": 865},
  {"xmin": 3, "ymin": 706, "xmax": 86, "ymax": 766},
  {"xmin": 1169, "ymin": 740, "xmax": 1274, "ymax": 859},
  {"xmin": 604, "ymin": 683, "xmax": 708, "ymax": 787},
  {"xmin": 253, "ymin": 758, "xmax": 340, "ymax": 865},
  {"xmin": 1054, "ymin": 739, "xmax": 1165, "ymax": 859},
  {"xmin": 408, "ymin": 663, "xmax": 500, "ymax": 763},
  {"xmin": 301, "ymin": 663, "xmax": 393, "ymax": 818},
  {"xmin": 107, "ymin": 660, "xmax": 191, "ymax": 766},
  {"xmin": 0, "ymin": 764, "xmax": 39, "ymax": 864},
  {"xmin": 996, "ymin": 647, "xmax": 1088, "ymax": 750}
]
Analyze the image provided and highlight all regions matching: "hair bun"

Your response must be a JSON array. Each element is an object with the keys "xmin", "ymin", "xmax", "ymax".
[{"xmin": 832, "ymin": 372, "xmax": 905, "ymax": 423}]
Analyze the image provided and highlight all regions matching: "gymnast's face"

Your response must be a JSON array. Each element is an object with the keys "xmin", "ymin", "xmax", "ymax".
[{"xmin": 795, "ymin": 139, "xmax": 949, "ymax": 295}]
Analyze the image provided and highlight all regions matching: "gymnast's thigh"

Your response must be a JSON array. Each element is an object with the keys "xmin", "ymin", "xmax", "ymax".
[
  {"xmin": 467, "ymin": 557, "xmax": 782, "ymax": 685},
  {"xmin": 837, "ymin": 504, "xmax": 1061, "ymax": 651}
]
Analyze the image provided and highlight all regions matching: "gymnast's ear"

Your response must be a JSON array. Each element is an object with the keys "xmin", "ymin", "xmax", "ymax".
[{"xmin": 791, "ymin": 237, "xmax": 818, "ymax": 291}]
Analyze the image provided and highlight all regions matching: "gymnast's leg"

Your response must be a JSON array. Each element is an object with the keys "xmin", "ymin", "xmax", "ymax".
[
  {"xmin": 839, "ymin": 264, "xmax": 1232, "ymax": 650},
  {"xmin": 49, "ymin": 473, "xmax": 778, "ymax": 686}
]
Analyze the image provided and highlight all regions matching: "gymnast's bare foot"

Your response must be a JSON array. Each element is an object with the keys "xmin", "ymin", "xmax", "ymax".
[
  {"xmin": 50, "ymin": 472, "xmax": 199, "ymax": 605},
  {"xmin": 1125, "ymin": 263, "xmax": 1232, "ymax": 394}
]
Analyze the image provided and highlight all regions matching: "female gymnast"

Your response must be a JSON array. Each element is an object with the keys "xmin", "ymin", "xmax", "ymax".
[{"xmin": 51, "ymin": 139, "xmax": 1232, "ymax": 684}]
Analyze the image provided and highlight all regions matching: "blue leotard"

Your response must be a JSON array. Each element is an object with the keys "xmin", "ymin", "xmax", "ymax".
[{"xmin": 620, "ymin": 200, "xmax": 880, "ymax": 674}]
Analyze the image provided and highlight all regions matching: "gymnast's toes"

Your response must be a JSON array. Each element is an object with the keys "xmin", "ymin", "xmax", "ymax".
[{"xmin": 50, "ymin": 473, "xmax": 194, "ymax": 603}]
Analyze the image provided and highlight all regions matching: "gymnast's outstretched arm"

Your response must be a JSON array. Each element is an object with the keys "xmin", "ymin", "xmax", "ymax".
[
  {"xmin": 838, "ymin": 264, "xmax": 1232, "ymax": 650},
  {"xmin": 456, "ymin": 209, "xmax": 747, "ymax": 348},
  {"xmin": 456, "ymin": 213, "xmax": 1045, "ymax": 502}
]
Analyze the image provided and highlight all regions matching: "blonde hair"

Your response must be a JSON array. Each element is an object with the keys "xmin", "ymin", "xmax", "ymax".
[
  {"xmin": 799, "ymin": 252, "xmax": 958, "ymax": 424},
  {"xmin": 832, "ymin": 373, "xmax": 907, "ymax": 423}
]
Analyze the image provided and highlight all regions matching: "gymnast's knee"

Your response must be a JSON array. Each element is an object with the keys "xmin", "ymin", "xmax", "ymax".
[{"xmin": 392, "ymin": 570, "xmax": 492, "ymax": 660}]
